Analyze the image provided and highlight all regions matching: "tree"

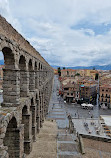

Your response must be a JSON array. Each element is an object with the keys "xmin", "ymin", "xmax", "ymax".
[
  {"xmin": 75, "ymin": 73, "xmax": 80, "ymax": 76},
  {"xmin": 63, "ymin": 67, "xmax": 65, "ymax": 69},
  {"xmin": 95, "ymin": 73, "xmax": 99, "ymax": 80},
  {"xmin": 93, "ymin": 67, "xmax": 96, "ymax": 70},
  {"xmin": 57, "ymin": 67, "xmax": 61, "ymax": 76}
]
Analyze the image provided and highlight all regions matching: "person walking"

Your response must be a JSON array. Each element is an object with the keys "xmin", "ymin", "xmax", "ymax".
[
  {"xmin": 75, "ymin": 113, "xmax": 76, "ymax": 117},
  {"xmin": 65, "ymin": 126, "xmax": 68, "ymax": 136}
]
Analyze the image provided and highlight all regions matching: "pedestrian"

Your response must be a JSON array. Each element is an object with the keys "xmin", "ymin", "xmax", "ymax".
[
  {"xmin": 75, "ymin": 113, "xmax": 76, "ymax": 117},
  {"xmin": 78, "ymin": 114, "xmax": 79, "ymax": 119},
  {"xmin": 65, "ymin": 126, "xmax": 68, "ymax": 136},
  {"xmin": 91, "ymin": 114, "xmax": 93, "ymax": 118}
]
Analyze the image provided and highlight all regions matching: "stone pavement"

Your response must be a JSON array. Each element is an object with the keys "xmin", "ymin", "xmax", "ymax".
[
  {"xmin": 47, "ymin": 103, "xmax": 81, "ymax": 158},
  {"xmin": 27, "ymin": 120, "xmax": 57, "ymax": 158},
  {"xmin": 72, "ymin": 118, "xmax": 108, "ymax": 138},
  {"xmin": 47, "ymin": 75, "xmax": 81, "ymax": 158}
]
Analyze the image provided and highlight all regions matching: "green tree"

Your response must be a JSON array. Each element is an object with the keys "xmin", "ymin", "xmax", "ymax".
[
  {"xmin": 95, "ymin": 73, "xmax": 99, "ymax": 80},
  {"xmin": 75, "ymin": 73, "xmax": 80, "ymax": 76},
  {"xmin": 57, "ymin": 67, "xmax": 61, "ymax": 76},
  {"xmin": 93, "ymin": 67, "xmax": 96, "ymax": 70},
  {"xmin": 63, "ymin": 67, "xmax": 65, "ymax": 69}
]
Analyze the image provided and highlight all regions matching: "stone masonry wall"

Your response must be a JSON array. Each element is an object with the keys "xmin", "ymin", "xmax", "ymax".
[{"xmin": 0, "ymin": 15, "xmax": 54, "ymax": 158}]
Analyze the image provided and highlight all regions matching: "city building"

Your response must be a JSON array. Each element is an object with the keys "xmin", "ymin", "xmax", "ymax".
[
  {"xmin": 53, "ymin": 68, "xmax": 58, "ymax": 75},
  {"xmin": 80, "ymin": 83, "xmax": 97, "ymax": 104},
  {"xmin": 62, "ymin": 82, "xmax": 75, "ymax": 102},
  {"xmin": 99, "ymin": 85, "xmax": 111, "ymax": 108},
  {"xmin": 61, "ymin": 69, "xmax": 77, "ymax": 77}
]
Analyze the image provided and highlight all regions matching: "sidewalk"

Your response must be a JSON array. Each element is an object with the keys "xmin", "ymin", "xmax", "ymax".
[{"xmin": 27, "ymin": 120, "xmax": 57, "ymax": 158}]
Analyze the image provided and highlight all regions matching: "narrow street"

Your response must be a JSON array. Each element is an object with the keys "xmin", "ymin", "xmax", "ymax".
[{"xmin": 47, "ymin": 75, "xmax": 81, "ymax": 158}]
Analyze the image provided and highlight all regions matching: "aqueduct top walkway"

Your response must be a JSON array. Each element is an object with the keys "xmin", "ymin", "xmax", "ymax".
[{"xmin": 0, "ymin": 15, "xmax": 54, "ymax": 158}]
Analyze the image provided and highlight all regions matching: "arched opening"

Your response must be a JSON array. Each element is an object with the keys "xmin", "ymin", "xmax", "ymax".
[
  {"xmin": 38, "ymin": 62, "xmax": 40, "ymax": 70},
  {"xmin": 1, "ymin": 47, "xmax": 19, "ymax": 105},
  {"xmin": 41, "ymin": 92, "xmax": 44, "ymax": 123},
  {"xmin": 41, "ymin": 64, "xmax": 42, "ymax": 70},
  {"xmin": 30, "ymin": 98, "xmax": 36, "ymax": 141},
  {"xmin": 22, "ymin": 105, "xmax": 30, "ymax": 154},
  {"xmin": 19, "ymin": 55, "xmax": 26, "ymax": 97},
  {"xmin": 35, "ymin": 62, "xmax": 38, "ymax": 89},
  {"xmin": 38, "ymin": 62, "xmax": 41, "ymax": 86},
  {"xmin": 28, "ymin": 59, "xmax": 33, "ymax": 91},
  {"xmin": 3, "ymin": 117, "xmax": 20, "ymax": 158},
  {"xmin": 39, "ymin": 91, "xmax": 42, "ymax": 128},
  {"xmin": 36, "ymin": 93, "xmax": 39, "ymax": 132},
  {"xmin": 2, "ymin": 47, "xmax": 15, "ymax": 69}
]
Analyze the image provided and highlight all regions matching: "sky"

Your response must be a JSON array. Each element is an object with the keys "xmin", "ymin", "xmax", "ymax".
[{"xmin": 0, "ymin": 0, "xmax": 111, "ymax": 67}]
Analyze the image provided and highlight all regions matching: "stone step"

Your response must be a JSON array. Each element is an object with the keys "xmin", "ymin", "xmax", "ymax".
[
  {"xmin": 58, "ymin": 143, "xmax": 79, "ymax": 152},
  {"xmin": 57, "ymin": 151, "xmax": 81, "ymax": 156},
  {"xmin": 58, "ymin": 155, "xmax": 82, "ymax": 158},
  {"xmin": 47, "ymin": 117, "xmax": 66, "ymax": 120},
  {"xmin": 58, "ymin": 141, "xmax": 77, "ymax": 144}
]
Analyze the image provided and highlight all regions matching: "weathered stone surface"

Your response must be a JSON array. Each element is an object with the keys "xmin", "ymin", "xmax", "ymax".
[{"xmin": 0, "ymin": 15, "xmax": 54, "ymax": 157}]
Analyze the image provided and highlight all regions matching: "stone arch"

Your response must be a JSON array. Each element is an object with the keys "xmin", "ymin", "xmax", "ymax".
[
  {"xmin": 29, "ymin": 59, "xmax": 33, "ymax": 71},
  {"xmin": 3, "ymin": 116, "xmax": 20, "ymax": 158},
  {"xmin": 39, "ymin": 91, "xmax": 42, "ymax": 128},
  {"xmin": 22, "ymin": 105, "xmax": 30, "ymax": 154},
  {"xmin": 19, "ymin": 55, "xmax": 26, "ymax": 70},
  {"xmin": 30, "ymin": 97, "xmax": 36, "ymax": 141},
  {"xmin": 2, "ymin": 47, "xmax": 15, "ymax": 69},
  {"xmin": 28, "ymin": 59, "xmax": 33, "ymax": 91},
  {"xmin": 35, "ymin": 61, "xmax": 38, "ymax": 89},
  {"xmin": 36, "ymin": 92, "xmax": 39, "ymax": 132},
  {"xmin": 41, "ymin": 64, "xmax": 42, "ymax": 70},
  {"xmin": 1, "ymin": 47, "xmax": 20, "ymax": 105},
  {"xmin": 19, "ymin": 55, "xmax": 27, "ymax": 97},
  {"xmin": 38, "ymin": 62, "xmax": 40, "ymax": 70},
  {"xmin": 38, "ymin": 62, "xmax": 41, "ymax": 86}
]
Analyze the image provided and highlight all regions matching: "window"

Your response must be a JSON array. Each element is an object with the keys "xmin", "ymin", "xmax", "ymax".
[
  {"xmin": 67, "ymin": 93, "xmax": 69, "ymax": 95},
  {"xmin": 71, "ymin": 93, "xmax": 73, "ymax": 96},
  {"xmin": 102, "ymin": 89, "xmax": 104, "ymax": 91},
  {"xmin": 64, "ymin": 88, "xmax": 69, "ymax": 90},
  {"xmin": 101, "ymin": 94, "xmax": 104, "ymax": 97}
]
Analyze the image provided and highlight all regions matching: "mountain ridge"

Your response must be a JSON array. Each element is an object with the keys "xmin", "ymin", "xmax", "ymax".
[
  {"xmin": 0, "ymin": 59, "xmax": 110, "ymax": 70},
  {"xmin": 51, "ymin": 64, "xmax": 111, "ymax": 70}
]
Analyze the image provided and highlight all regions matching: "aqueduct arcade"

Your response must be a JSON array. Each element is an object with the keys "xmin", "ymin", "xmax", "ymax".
[{"xmin": 0, "ymin": 15, "xmax": 54, "ymax": 157}]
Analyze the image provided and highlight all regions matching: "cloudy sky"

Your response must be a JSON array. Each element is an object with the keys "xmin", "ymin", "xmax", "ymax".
[{"xmin": 0, "ymin": 0, "xmax": 111, "ymax": 67}]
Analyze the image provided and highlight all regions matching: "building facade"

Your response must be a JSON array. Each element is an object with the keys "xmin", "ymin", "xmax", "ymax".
[
  {"xmin": 99, "ymin": 85, "xmax": 111, "ymax": 108},
  {"xmin": 61, "ymin": 69, "xmax": 77, "ymax": 77},
  {"xmin": 80, "ymin": 84, "xmax": 97, "ymax": 103}
]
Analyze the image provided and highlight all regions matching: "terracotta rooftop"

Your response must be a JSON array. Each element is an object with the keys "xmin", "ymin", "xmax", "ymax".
[{"xmin": 61, "ymin": 69, "xmax": 76, "ymax": 71}]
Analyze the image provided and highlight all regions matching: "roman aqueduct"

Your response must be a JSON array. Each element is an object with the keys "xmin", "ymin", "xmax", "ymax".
[{"xmin": 0, "ymin": 15, "xmax": 54, "ymax": 157}]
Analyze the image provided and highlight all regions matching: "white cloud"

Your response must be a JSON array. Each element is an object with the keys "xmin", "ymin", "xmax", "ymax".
[
  {"xmin": 0, "ymin": 0, "xmax": 22, "ymax": 34},
  {"xmin": 0, "ymin": 0, "xmax": 111, "ymax": 66}
]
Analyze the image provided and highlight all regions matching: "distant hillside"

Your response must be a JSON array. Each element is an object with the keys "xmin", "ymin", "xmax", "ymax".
[{"xmin": 51, "ymin": 64, "xmax": 111, "ymax": 70}]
